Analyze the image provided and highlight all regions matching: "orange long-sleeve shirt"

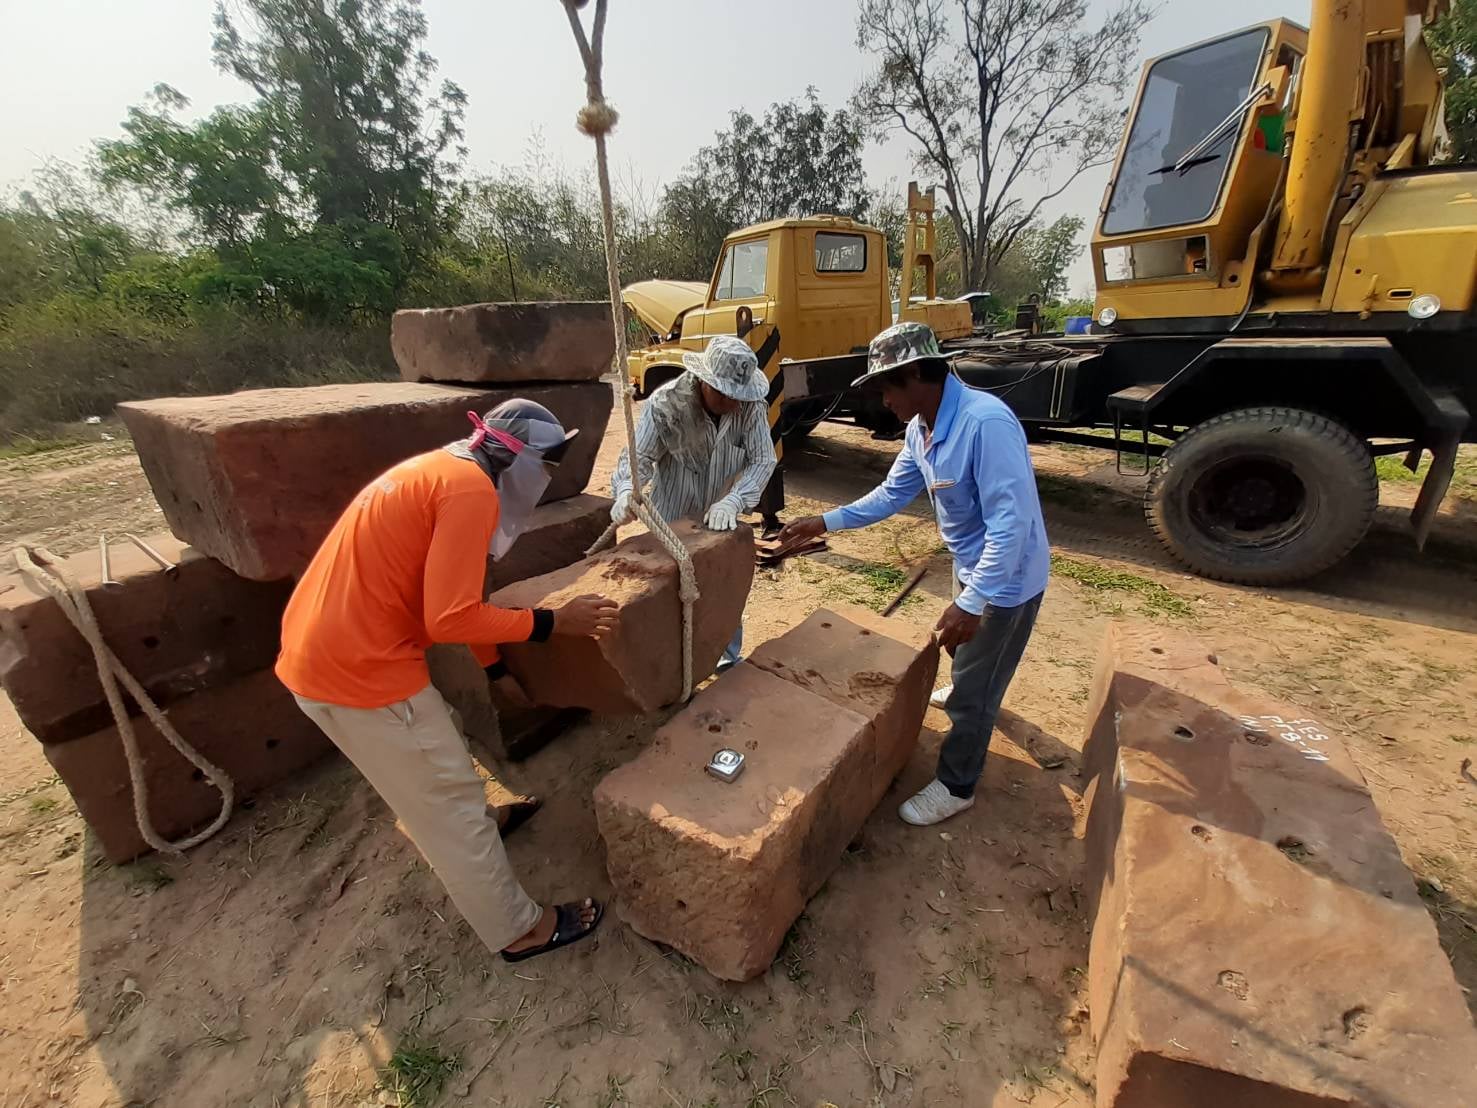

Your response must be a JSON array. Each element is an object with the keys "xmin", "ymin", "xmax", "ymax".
[{"xmin": 276, "ymin": 449, "xmax": 547, "ymax": 708}]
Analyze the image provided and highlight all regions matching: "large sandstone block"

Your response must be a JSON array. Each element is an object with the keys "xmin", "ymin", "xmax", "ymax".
[
  {"xmin": 118, "ymin": 381, "xmax": 612, "ymax": 581},
  {"xmin": 747, "ymin": 606, "xmax": 938, "ymax": 794},
  {"xmin": 392, "ymin": 301, "xmax": 614, "ymax": 384},
  {"xmin": 482, "ymin": 494, "xmax": 613, "ymax": 596},
  {"xmin": 492, "ymin": 522, "xmax": 753, "ymax": 714},
  {"xmin": 45, "ymin": 670, "xmax": 334, "ymax": 863},
  {"xmin": 0, "ymin": 537, "xmax": 291, "ymax": 745},
  {"xmin": 594, "ymin": 663, "xmax": 874, "ymax": 980},
  {"xmin": 428, "ymin": 494, "xmax": 613, "ymax": 754},
  {"xmin": 1082, "ymin": 623, "xmax": 1477, "ymax": 1108}
]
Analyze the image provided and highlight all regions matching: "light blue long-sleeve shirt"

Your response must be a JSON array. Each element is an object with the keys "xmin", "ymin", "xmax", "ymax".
[{"xmin": 823, "ymin": 374, "xmax": 1049, "ymax": 614}]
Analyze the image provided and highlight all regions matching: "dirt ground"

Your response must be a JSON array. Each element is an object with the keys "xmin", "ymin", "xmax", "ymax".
[{"xmin": 1, "ymin": 416, "xmax": 1475, "ymax": 1108}]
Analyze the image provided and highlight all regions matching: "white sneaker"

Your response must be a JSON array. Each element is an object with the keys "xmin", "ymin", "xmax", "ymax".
[
  {"xmin": 929, "ymin": 685, "xmax": 953, "ymax": 709},
  {"xmin": 898, "ymin": 779, "xmax": 975, "ymax": 826}
]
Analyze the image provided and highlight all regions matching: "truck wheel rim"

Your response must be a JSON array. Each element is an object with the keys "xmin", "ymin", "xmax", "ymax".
[{"xmin": 1186, "ymin": 455, "xmax": 1312, "ymax": 552}]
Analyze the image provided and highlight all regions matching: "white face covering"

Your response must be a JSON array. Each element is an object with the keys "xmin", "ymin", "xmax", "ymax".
[
  {"xmin": 447, "ymin": 403, "xmax": 573, "ymax": 561},
  {"xmin": 489, "ymin": 447, "xmax": 553, "ymax": 560}
]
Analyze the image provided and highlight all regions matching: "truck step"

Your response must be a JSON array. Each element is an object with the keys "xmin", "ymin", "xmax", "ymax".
[{"xmin": 1106, "ymin": 383, "xmax": 1165, "ymax": 414}]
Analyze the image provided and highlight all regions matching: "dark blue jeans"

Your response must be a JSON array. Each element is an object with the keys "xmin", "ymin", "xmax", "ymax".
[{"xmin": 937, "ymin": 591, "xmax": 1043, "ymax": 799}]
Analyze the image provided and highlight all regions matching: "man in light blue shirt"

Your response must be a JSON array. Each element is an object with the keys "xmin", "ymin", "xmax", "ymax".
[{"xmin": 779, "ymin": 322, "xmax": 1048, "ymax": 826}]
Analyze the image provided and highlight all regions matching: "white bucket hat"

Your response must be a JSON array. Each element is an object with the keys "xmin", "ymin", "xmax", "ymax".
[{"xmin": 681, "ymin": 335, "xmax": 769, "ymax": 403}]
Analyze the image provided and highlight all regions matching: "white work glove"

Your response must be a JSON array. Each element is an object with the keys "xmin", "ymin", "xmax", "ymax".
[
  {"xmin": 611, "ymin": 491, "xmax": 636, "ymax": 526},
  {"xmin": 704, "ymin": 500, "xmax": 739, "ymax": 531}
]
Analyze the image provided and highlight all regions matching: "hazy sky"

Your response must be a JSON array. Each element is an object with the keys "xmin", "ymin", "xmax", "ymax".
[{"xmin": 0, "ymin": 0, "xmax": 1311, "ymax": 292}]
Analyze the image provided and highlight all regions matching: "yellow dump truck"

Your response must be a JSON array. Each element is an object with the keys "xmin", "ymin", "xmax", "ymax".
[{"xmin": 621, "ymin": 184, "xmax": 974, "ymax": 441}]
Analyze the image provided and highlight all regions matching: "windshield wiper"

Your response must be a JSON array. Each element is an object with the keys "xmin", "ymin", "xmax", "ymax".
[{"xmin": 1151, "ymin": 82, "xmax": 1274, "ymax": 177}]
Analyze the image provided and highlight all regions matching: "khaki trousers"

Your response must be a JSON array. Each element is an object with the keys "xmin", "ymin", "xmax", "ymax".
[{"xmin": 293, "ymin": 684, "xmax": 542, "ymax": 952}]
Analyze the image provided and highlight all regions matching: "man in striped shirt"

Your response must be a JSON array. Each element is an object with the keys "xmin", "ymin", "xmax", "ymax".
[{"xmin": 611, "ymin": 335, "xmax": 777, "ymax": 668}]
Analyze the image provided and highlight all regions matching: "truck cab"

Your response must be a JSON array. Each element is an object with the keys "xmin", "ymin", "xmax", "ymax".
[{"xmin": 624, "ymin": 206, "xmax": 970, "ymax": 397}]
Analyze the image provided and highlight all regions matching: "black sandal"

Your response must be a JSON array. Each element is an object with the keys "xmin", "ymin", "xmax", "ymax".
[
  {"xmin": 500, "ymin": 899, "xmax": 605, "ymax": 963},
  {"xmin": 488, "ymin": 797, "xmax": 542, "ymax": 838}
]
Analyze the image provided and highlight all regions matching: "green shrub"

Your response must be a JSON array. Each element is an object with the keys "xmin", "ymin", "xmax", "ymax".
[{"xmin": 0, "ymin": 296, "xmax": 394, "ymax": 440}]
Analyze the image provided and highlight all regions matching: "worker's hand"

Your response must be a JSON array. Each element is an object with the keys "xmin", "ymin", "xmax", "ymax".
[
  {"xmin": 934, "ymin": 602, "xmax": 981, "ymax": 657},
  {"xmin": 491, "ymin": 672, "xmax": 533, "ymax": 710},
  {"xmin": 554, "ymin": 594, "xmax": 619, "ymax": 639},
  {"xmin": 611, "ymin": 492, "xmax": 636, "ymax": 526},
  {"xmin": 777, "ymin": 515, "xmax": 826, "ymax": 546},
  {"xmin": 704, "ymin": 500, "xmax": 738, "ymax": 531}
]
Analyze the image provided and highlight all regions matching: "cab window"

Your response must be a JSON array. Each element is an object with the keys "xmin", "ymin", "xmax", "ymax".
[
  {"xmin": 714, "ymin": 239, "xmax": 769, "ymax": 300},
  {"xmin": 1102, "ymin": 28, "xmax": 1268, "ymax": 234},
  {"xmin": 815, "ymin": 232, "xmax": 866, "ymax": 273}
]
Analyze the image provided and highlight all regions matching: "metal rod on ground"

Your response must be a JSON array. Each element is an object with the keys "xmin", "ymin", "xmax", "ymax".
[
  {"xmin": 881, "ymin": 567, "xmax": 928, "ymax": 618},
  {"xmin": 98, "ymin": 534, "xmax": 121, "ymax": 589},
  {"xmin": 122, "ymin": 533, "xmax": 178, "ymax": 578}
]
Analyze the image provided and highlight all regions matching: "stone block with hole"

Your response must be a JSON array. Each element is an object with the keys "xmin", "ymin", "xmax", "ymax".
[
  {"xmin": 492, "ymin": 522, "xmax": 753, "ymax": 714},
  {"xmin": 1081, "ymin": 623, "xmax": 1477, "ymax": 1108},
  {"xmin": 594, "ymin": 608, "xmax": 936, "ymax": 979},
  {"xmin": 0, "ymin": 536, "xmax": 291, "ymax": 745},
  {"xmin": 594, "ymin": 663, "xmax": 874, "ymax": 980},
  {"xmin": 118, "ymin": 381, "xmax": 612, "ymax": 580},
  {"xmin": 746, "ymin": 606, "xmax": 938, "ymax": 794},
  {"xmin": 391, "ymin": 301, "xmax": 614, "ymax": 384},
  {"xmin": 44, "ymin": 670, "xmax": 335, "ymax": 863}
]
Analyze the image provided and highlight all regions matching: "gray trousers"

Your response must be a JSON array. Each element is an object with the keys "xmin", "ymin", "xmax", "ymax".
[{"xmin": 937, "ymin": 587, "xmax": 1043, "ymax": 799}]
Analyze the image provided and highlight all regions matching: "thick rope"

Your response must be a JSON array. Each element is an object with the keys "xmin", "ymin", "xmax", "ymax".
[
  {"xmin": 14, "ymin": 546, "xmax": 234, "ymax": 854},
  {"xmin": 561, "ymin": 0, "xmax": 699, "ymax": 700}
]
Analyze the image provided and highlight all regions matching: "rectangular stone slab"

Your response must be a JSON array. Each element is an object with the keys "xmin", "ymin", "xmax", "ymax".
[
  {"xmin": 427, "ymin": 494, "xmax": 613, "ymax": 754},
  {"xmin": 392, "ymin": 301, "xmax": 614, "ymax": 384},
  {"xmin": 483, "ymin": 494, "xmax": 613, "ymax": 596},
  {"xmin": 746, "ymin": 606, "xmax": 938, "ymax": 794},
  {"xmin": 118, "ymin": 381, "xmax": 612, "ymax": 581},
  {"xmin": 594, "ymin": 663, "xmax": 874, "ymax": 980},
  {"xmin": 1082, "ymin": 623, "xmax": 1477, "ymax": 1108},
  {"xmin": 0, "ymin": 536, "xmax": 292, "ymax": 745},
  {"xmin": 45, "ymin": 670, "xmax": 335, "ymax": 863},
  {"xmin": 491, "ymin": 522, "xmax": 753, "ymax": 714}
]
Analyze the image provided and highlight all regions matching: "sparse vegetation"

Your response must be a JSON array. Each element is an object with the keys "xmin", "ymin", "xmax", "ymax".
[
  {"xmin": 1050, "ymin": 554, "xmax": 1195, "ymax": 619},
  {"xmin": 380, "ymin": 1041, "xmax": 460, "ymax": 1108},
  {"xmin": 123, "ymin": 861, "xmax": 175, "ymax": 892},
  {"xmin": 1033, "ymin": 473, "xmax": 1136, "ymax": 513}
]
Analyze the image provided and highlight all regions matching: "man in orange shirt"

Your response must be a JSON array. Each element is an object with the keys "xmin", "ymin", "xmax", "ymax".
[{"xmin": 278, "ymin": 399, "xmax": 616, "ymax": 962}]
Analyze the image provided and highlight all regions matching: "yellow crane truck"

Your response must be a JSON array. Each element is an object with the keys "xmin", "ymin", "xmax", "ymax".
[{"xmin": 778, "ymin": 1, "xmax": 1475, "ymax": 585}]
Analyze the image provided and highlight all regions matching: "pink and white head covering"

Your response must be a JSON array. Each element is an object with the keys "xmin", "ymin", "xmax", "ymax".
[{"xmin": 446, "ymin": 399, "xmax": 579, "ymax": 560}]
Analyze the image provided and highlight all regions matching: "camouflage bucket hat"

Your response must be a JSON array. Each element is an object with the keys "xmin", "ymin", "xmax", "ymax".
[{"xmin": 850, "ymin": 321, "xmax": 954, "ymax": 388}]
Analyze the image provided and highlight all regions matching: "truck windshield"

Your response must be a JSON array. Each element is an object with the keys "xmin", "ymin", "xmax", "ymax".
[
  {"xmin": 1102, "ymin": 28, "xmax": 1268, "ymax": 235},
  {"xmin": 714, "ymin": 239, "xmax": 769, "ymax": 300}
]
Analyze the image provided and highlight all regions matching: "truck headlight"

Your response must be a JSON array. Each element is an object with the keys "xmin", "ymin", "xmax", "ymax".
[
  {"xmin": 1408, "ymin": 294, "xmax": 1440, "ymax": 320},
  {"xmin": 1097, "ymin": 307, "xmax": 1118, "ymax": 327}
]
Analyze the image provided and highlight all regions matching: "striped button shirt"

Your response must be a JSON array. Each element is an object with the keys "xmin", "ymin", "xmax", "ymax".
[{"xmin": 611, "ymin": 372, "xmax": 778, "ymax": 523}]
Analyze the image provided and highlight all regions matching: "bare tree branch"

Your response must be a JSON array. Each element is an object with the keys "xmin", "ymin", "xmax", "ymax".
[{"xmin": 855, "ymin": 0, "xmax": 1155, "ymax": 290}]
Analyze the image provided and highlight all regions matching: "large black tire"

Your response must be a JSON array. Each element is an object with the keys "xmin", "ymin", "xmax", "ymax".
[{"xmin": 1144, "ymin": 407, "xmax": 1377, "ymax": 586}]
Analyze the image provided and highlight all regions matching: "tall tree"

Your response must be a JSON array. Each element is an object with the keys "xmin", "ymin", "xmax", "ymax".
[
  {"xmin": 15, "ymin": 160, "xmax": 137, "ymax": 296},
  {"xmin": 98, "ymin": 85, "xmax": 288, "ymax": 249},
  {"xmin": 660, "ymin": 88, "xmax": 875, "ymax": 277},
  {"xmin": 854, "ymin": 0, "xmax": 1153, "ymax": 292},
  {"xmin": 210, "ymin": 0, "xmax": 466, "ymax": 261},
  {"xmin": 1430, "ymin": 0, "xmax": 1477, "ymax": 162},
  {"xmin": 985, "ymin": 213, "xmax": 1083, "ymax": 305}
]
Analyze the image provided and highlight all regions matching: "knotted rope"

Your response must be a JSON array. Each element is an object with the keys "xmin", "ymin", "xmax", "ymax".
[
  {"xmin": 561, "ymin": 0, "xmax": 699, "ymax": 700},
  {"xmin": 14, "ymin": 546, "xmax": 234, "ymax": 854}
]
